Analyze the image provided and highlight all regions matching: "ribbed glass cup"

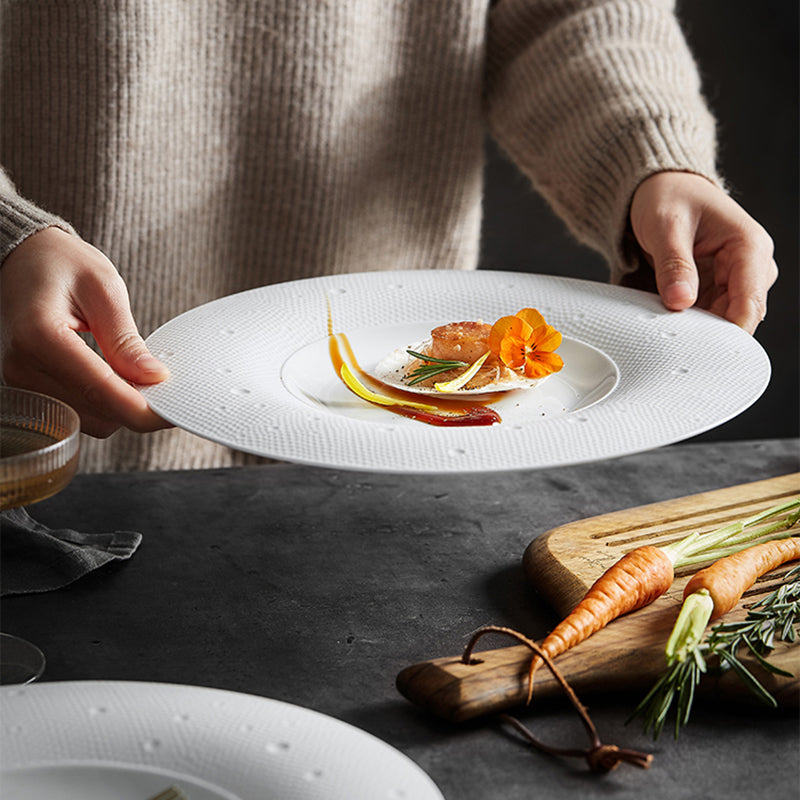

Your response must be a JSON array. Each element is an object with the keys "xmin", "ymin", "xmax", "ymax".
[
  {"xmin": 0, "ymin": 387, "xmax": 80, "ymax": 510},
  {"xmin": 0, "ymin": 632, "xmax": 46, "ymax": 685}
]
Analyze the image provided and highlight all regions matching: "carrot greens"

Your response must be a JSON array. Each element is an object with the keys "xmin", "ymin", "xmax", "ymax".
[{"xmin": 658, "ymin": 498, "xmax": 800, "ymax": 569}]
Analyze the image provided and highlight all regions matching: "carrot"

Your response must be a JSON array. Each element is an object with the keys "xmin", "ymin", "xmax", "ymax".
[
  {"xmin": 525, "ymin": 545, "xmax": 674, "ymax": 699},
  {"xmin": 634, "ymin": 561, "xmax": 800, "ymax": 740},
  {"xmin": 523, "ymin": 499, "xmax": 800, "ymax": 701},
  {"xmin": 665, "ymin": 534, "xmax": 800, "ymax": 665},
  {"xmin": 683, "ymin": 536, "xmax": 800, "ymax": 619}
]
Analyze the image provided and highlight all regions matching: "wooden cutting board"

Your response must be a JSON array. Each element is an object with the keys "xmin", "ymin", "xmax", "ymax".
[{"xmin": 396, "ymin": 473, "xmax": 800, "ymax": 722}]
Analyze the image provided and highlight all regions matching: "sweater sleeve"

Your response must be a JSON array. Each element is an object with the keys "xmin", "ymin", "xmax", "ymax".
[
  {"xmin": 484, "ymin": 0, "xmax": 724, "ymax": 282},
  {"xmin": 0, "ymin": 167, "xmax": 77, "ymax": 266}
]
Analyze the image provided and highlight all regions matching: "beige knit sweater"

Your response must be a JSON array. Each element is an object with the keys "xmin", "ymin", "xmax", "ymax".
[{"xmin": 0, "ymin": 0, "xmax": 720, "ymax": 473}]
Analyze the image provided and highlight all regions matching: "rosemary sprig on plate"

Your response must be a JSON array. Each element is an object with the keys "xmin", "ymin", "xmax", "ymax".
[
  {"xmin": 404, "ymin": 350, "xmax": 467, "ymax": 386},
  {"xmin": 630, "ymin": 563, "xmax": 800, "ymax": 740}
]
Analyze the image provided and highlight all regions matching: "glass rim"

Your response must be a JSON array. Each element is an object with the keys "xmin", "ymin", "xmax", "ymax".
[
  {"xmin": 0, "ymin": 632, "xmax": 47, "ymax": 685},
  {"xmin": 0, "ymin": 386, "xmax": 80, "ymax": 467}
]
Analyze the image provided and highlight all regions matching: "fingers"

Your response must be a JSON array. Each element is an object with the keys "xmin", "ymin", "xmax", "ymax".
[
  {"xmin": 700, "ymin": 214, "xmax": 777, "ymax": 333},
  {"xmin": 0, "ymin": 228, "xmax": 172, "ymax": 437},
  {"xmin": 652, "ymin": 253, "xmax": 699, "ymax": 312},
  {"xmin": 75, "ymin": 265, "xmax": 171, "ymax": 386},
  {"xmin": 721, "ymin": 250, "xmax": 778, "ymax": 334},
  {"xmin": 3, "ymin": 314, "xmax": 171, "ymax": 438},
  {"xmin": 630, "ymin": 173, "xmax": 778, "ymax": 333},
  {"xmin": 54, "ymin": 325, "xmax": 171, "ymax": 437},
  {"xmin": 634, "ymin": 202, "xmax": 700, "ymax": 312}
]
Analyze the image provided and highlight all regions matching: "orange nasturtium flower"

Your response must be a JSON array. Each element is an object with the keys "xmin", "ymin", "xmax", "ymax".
[{"xmin": 488, "ymin": 308, "xmax": 564, "ymax": 379}]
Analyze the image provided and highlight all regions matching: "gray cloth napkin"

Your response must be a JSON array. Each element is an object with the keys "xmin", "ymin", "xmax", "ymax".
[{"xmin": 0, "ymin": 507, "xmax": 142, "ymax": 596}]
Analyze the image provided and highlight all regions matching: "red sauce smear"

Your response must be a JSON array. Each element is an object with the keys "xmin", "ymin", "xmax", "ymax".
[{"xmin": 328, "ymin": 329, "xmax": 501, "ymax": 427}]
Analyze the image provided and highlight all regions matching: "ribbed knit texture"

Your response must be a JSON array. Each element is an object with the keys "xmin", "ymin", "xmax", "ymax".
[
  {"xmin": 0, "ymin": 0, "xmax": 721, "ymax": 472},
  {"xmin": 485, "ymin": 0, "xmax": 722, "ymax": 266}
]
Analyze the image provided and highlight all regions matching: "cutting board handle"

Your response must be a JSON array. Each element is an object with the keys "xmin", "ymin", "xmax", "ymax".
[{"xmin": 396, "ymin": 627, "xmax": 799, "ymax": 722}]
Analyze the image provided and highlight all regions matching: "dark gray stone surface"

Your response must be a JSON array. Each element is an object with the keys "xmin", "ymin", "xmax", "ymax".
[{"xmin": 2, "ymin": 438, "xmax": 798, "ymax": 798}]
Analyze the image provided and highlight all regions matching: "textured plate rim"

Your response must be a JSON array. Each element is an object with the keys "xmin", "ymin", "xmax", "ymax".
[{"xmin": 0, "ymin": 680, "xmax": 444, "ymax": 800}]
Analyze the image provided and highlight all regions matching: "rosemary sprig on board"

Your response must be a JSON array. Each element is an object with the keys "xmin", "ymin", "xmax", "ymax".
[
  {"xmin": 630, "ymin": 564, "xmax": 800, "ymax": 740},
  {"xmin": 404, "ymin": 350, "xmax": 467, "ymax": 386}
]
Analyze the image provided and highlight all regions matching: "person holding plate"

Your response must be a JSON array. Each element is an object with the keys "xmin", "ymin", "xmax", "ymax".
[{"xmin": 0, "ymin": 1, "xmax": 778, "ymax": 472}]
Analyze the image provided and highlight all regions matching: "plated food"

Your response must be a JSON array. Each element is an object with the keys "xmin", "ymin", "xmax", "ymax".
[
  {"xmin": 330, "ymin": 307, "xmax": 565, "ymax": 426},
  {"xmin": 373, "ymin": 308, "xmax": 564, "ymax": 395}
]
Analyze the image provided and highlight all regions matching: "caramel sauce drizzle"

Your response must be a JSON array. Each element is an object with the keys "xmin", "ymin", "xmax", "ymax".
[{"xmin": 327, "ymin": 313, "xmax": 501, "ymax": 427}]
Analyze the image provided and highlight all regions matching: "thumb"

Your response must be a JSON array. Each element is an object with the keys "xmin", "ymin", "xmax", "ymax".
[
  {"xmin": 652, "ymin": 251, "xmax": 699, "ymax": 312},
  {"xmin": 636, "ymin": 217, "xmax": 700, "ymax": 312},
  {"xmin": 81, "ymin": 282, "xmax": 170, "ymax": 385},
  {"xmin": 101, "ymin": 325, "xmax": 171, "ymax": 385}
]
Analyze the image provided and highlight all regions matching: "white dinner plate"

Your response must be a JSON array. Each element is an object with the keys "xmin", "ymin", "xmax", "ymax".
[
  {"xmin": 0, "ymin": 681, "xmax": 443, "ymax": 800},
  {"xmin": 140, "ymin": 270, "xmax": 770, "ymax": 472}
]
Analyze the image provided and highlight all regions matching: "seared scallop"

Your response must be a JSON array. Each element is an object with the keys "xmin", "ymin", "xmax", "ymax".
[{"xmin": 429, "ymin": 321, "xmax": 497, "ymax": 366}]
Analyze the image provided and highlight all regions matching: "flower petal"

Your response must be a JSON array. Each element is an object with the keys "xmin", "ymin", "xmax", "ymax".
[
  {"xmin": 499, "ymin": 335, "xmax": 527, "ymax": 368},
  {"xmin": 524, "ymin": 351, "xmax": 564, "ymax": 378},
  {"xmin": 489, "ymin": 315, "xmax": 533, "ymax": 352},
  {"xmin": 531, "ymin": 324, "xmax": 562, "ymax": 353},
  {"xmin": 515, "ymin": 308, "xmax": 547, "ymax": 330}
]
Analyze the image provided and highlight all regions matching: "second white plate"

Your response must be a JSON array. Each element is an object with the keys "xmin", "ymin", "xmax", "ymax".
[{"xmin": 0, "ymin": 681, "xmax": 443, "ymax": 800}]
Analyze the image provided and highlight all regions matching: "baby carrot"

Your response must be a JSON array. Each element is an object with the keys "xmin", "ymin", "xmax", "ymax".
[
  {"xmin": 525, "ymin": 545, "xmax": 674, "ymax": 700},
  {"xmin": 666, "ymin": 533, "xmax": 800, "ymax": 664},
  {"xmin": 684, "ymin": 536, "xmax": 800, "ymax": 619},
  {"xmin": 525, "ymin": 499, "xmax": 800, "ymax": 701}
]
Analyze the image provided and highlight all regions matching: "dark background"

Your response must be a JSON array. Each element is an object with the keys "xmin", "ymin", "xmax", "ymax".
[{"xmin": 479, "ymin": 1, "xmax": 798, "ymax": 444}]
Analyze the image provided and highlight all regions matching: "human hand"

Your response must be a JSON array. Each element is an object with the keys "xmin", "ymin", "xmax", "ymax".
[
  {"xmin": 0, "ymin": 227, "xmax": 172, "ymax": 437},
  {"xmin": 629, "ymin": 172, "xmax": 777, "ymax": 333}
]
